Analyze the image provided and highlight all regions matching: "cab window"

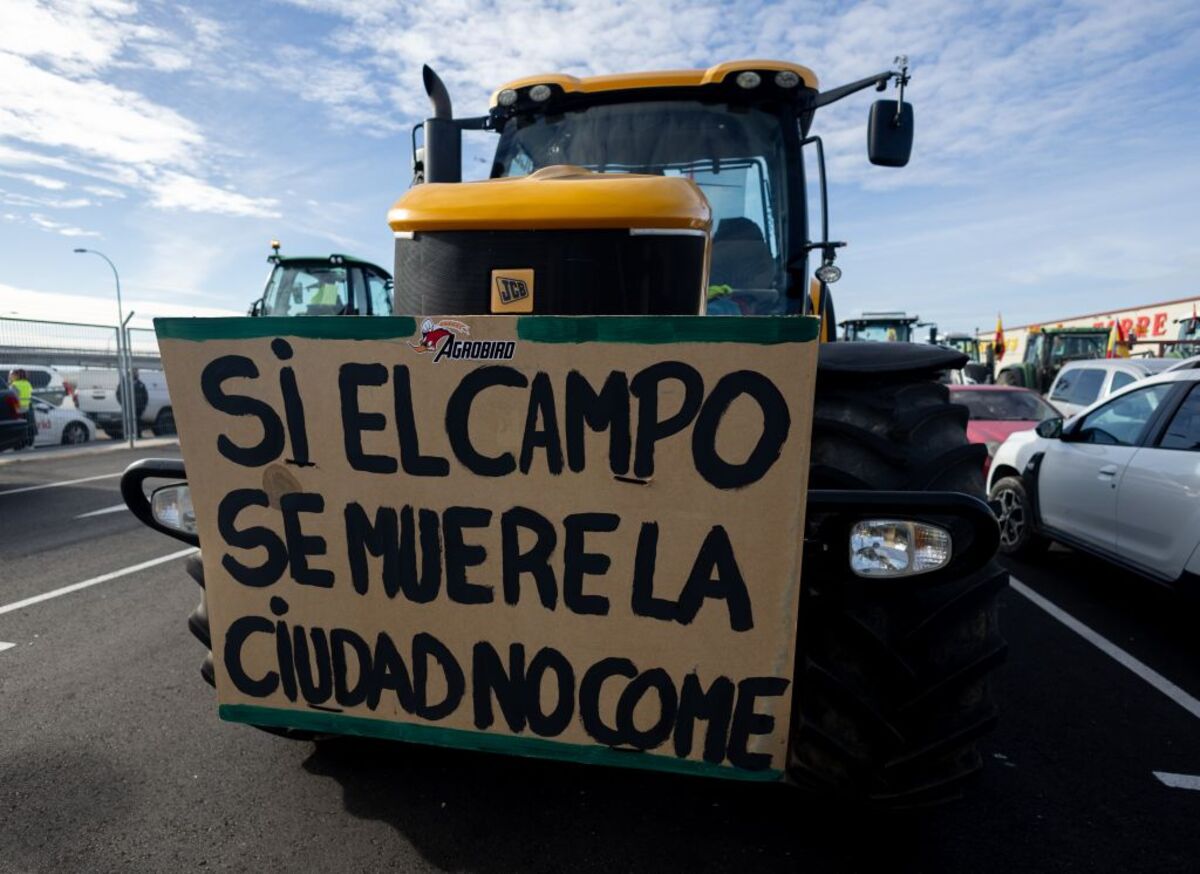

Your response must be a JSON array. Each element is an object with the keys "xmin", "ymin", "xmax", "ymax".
[
  {"xmin": 265, "ymin": 264, "xmax": 349, "ymax": 316},
  {"xmin": 366, "ymin": 271, "xmax": 393, "ymax": 315},
  {"xmin": 1075, "ymin": 383, "xmax": 1173, "ymax": 446}
]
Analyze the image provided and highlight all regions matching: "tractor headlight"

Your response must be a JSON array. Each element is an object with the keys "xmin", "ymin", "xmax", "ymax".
[
  {"xmin": 529, "ymin": 84, "xmax": 552, "ymax": 102},
  {"xmin": 849, "ymin": 520, "xmax": 952, "ymax": 578},
  {"xmin": 735, "ymin": 71, "xmax": 762, "ymax": 89},
  {"xmin": 815, "ymin": 263, "xmax": 842, "ymax": 284},
  {"xmin": 774, "ymin": 70, "xmax": 801, "ymax": 88},
  {"xmin": 151, "ymin": 484, "xmax": 196, "ymax": 536},
  {"xmin": 497, "ymin": 88, "xmax": 518, "ymax": 107}
]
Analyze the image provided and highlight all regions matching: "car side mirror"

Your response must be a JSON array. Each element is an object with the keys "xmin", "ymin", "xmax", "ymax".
[
  {"xmin": 868, "ymin": 100, "xmax": 914, "ymax": 167},
  {"xmin": 1036, "ymin": 417, "xmax": 1063, "ymax": 439}
]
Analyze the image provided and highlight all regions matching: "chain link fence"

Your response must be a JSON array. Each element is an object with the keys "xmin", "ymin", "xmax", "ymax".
[{"xmin": 0, "ymin": 316, "xmax": 164, "ymax": 444}]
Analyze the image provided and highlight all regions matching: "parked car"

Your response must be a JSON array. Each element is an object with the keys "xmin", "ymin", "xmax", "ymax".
[
  {"xmin": 949, "ymin": 385, "xmax": 1060, "ymax": 475},
  {"xmin": 0, "ymin": 363, "xmax": 68, "ymax": 407},
  {"xmin": 74, "ymin": 368, "xmax": 173, "ymax": 438},
  {"xmin": 0, "ymin": 385, "xmax": 29, "ymax": 451},
  {"xmin": 987, "ymin": 369, "xmax": 1200, "ymax": 585},
  {"xmin": 1046, "ymin": 358, "xmax": 1175, "ymax": 418},
  {"xmin": 31, "ymin": 397, "xmax": 95, "ymax": 446}
]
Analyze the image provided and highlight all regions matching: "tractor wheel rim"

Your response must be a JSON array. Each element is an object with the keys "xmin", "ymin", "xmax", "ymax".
[{"xmin": 996, "ymin": 487, "xmax": 1024, "ymax": 547}]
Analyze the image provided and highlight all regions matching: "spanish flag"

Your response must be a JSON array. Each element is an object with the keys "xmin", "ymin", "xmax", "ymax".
[
  {"xmin": 994, "ymin": 314, "xmax": 1005, "ymax": 362},
  {"xmin": 1106, "ymin": 321, "xmax": 1130, "ymax": 358}
]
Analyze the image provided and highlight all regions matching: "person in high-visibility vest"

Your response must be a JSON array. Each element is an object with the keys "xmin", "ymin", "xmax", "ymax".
[{"xmin": 8, "ymin": 369, "xmax": 35, "ymax": 448}]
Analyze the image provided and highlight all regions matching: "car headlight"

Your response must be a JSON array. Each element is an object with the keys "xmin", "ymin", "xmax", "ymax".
[{"xmin": 849, "ymin": 519, "xmax": 952, "ymax": 578}]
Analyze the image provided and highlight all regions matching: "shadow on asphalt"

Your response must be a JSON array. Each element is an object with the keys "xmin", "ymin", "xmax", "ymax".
[{"xmin": 300, "ymin": 738, "xmax": 930, "ymax": 872}]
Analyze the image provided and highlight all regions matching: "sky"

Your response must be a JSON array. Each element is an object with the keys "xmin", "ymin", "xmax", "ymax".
[{"xmin": 1, "ymin": 0, "xmax": 1198, "ymax": 332}]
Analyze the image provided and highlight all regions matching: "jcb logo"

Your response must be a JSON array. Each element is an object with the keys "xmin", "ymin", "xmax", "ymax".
[
  {"xmin": 497, "ymin": 277, "xmax": 529, "ymax": 304},
  {"xmin": 490, "ymin": 269, "xmax": 534, "ymax": 313}
]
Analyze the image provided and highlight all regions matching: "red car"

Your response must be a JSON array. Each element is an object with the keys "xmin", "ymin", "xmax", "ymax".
[{"xmin": 948, "ymin": 385, "xmax": 1062, "ymax": 476}]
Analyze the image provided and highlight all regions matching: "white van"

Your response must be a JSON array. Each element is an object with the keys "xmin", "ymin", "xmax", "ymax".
[
  {"xmin": 0, "ymin": 363, "xmax": 69, "ymax": 407},
  {"xmin": 74, "ymin": 367, "xmax": 173, "ymax": 437}
]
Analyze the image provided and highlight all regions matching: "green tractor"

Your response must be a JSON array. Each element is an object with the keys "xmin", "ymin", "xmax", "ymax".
[
  {"xmin": 995, "ymin": 326, "xmax": 1109, "ymax": 392},
  {"xmin": 249, "ymin": 240, "xmax": 394, "ymax": 317}
]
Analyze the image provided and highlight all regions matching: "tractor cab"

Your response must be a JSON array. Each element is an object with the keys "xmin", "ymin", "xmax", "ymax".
[
  {"xmin": 839, "ymin": 312, "xmax": 921, "ymax": 342},
  {"xmin": 406, "ymin": 59, "xmax": 915, "ymax": 327},
  {"xmin": 251, "ymin": 241, "xmax": 393, "ymax": 317},
  {"xmin": 1172, "ymin": 316, "xmax": 1200, "ymax": 358}
]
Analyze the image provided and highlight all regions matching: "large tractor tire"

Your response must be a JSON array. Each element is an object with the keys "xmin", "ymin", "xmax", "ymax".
[{"xmin": 788, "ymin": 343, "xmax": 1008, "ymax": 806}]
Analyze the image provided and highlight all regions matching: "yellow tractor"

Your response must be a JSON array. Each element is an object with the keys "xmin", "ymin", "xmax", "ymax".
[{"xmin": 128, "ymin": 58, "xmax": 1005, "ymax": 805}]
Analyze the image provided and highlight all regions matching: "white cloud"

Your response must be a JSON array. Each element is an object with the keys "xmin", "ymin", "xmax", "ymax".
[
  {"xmin": 0, "ymin": 52, "xmax": 203, "ymax": 166},
  {"xmin": 0, "ymin": 282, "xmax": 241, "ymax": 325},
  {"xmin": 27, "ymin": 212, "xmax": 100, "ymax": 236},
  {"xmin": 149, "ymin": 172, "xmax": 281, "ymax": 219},
  {"xmin": 0, "ymin": 170, "xmax": 66, "ymax": 189}
]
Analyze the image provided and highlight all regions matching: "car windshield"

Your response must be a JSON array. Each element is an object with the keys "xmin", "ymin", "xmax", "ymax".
[
  {"xmin": 264, "ymin": 263, "xmax": 350, "ymax": 316},
  {"xmin": 492, "ymin": 100, "xmax": 789, "ymax": 315},
  {"xmin": 955, "ymin": 390, "xmax": 1059, "ymax": 421}
]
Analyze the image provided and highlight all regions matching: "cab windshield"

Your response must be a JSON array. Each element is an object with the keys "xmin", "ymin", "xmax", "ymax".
[
  {"xmin": 264, "ymin": 263, "xmax": 350, "ymax": 316},
  {"xmin": 846, "ymin": 322, "xmax": 913, "ymax": 342},
  {"xmin": 492, "ymin": 100, "xmax": 790, "ymax": 314}
]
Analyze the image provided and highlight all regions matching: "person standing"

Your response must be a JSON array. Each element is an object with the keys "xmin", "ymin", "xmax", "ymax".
[{"xmin": 9, "ymin": 369, "xmax": 34, "ymax": 448}]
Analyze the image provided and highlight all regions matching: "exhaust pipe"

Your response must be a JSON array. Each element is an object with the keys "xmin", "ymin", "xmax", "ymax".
[{"xmin": 422, "ymin": 65, "xmax": 461, "ymax": 183}]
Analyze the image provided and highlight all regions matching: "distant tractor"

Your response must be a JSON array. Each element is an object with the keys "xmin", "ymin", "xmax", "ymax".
[
  {"xmin": 839, "ymin": 311, "xmax": 922, "ymax": 342},
  {"xmin": 942, "ymin": 332, "xmax": 993, "ymax": 383},
  {"xmin": 995, "ymin": 326, "xmax": 1110, "ymax": 392},
  {"xmin": 249, "ymin": 240, "xmax": 394, "ymax": 317},
  {"xmin": 1170, "ymin": 316, "xmax": 1200, "ymax": 358}
]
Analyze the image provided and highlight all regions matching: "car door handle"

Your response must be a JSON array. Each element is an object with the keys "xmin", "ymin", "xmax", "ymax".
[{"xmin": 1098, "ymin": 465, "xmax": 1119, "ymax": 477}]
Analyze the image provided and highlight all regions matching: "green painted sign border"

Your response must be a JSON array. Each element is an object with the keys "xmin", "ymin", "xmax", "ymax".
[
  {"xmin": 155, "ymin": 315, "xmax": 819, "ymax": 344},
  {"xmin": 220, "ymin": 704, "xmax": 783, "ymax": 783}
]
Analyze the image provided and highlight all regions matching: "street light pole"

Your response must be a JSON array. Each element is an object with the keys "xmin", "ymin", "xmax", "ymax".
[{"xmin": 73, "ymin": 248, "xmax": 135, "ymax": 448}]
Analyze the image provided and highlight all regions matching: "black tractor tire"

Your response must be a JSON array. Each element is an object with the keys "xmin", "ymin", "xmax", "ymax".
[
  {"xmin": 989, "ymin": 476, "xmax": 1050, "ymax": 558},
  {"xmin": 185, "ymin": 555, "xmax": 327, "ymax": 742},
  {"xmin": 61, "ymin": 422, "xmax": 89, "ymax": 445},
  {"xmin": 152, "ymin": 407, "xmax": 176, "ymax": 436},
  {"xmin": 789, "ymin": 358, "xmax": 1008, "ymax": 806}
]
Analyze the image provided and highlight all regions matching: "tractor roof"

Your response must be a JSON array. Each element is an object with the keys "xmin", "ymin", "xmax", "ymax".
[
  {"xmin": 490, "ymin": 60, "xmax": 818, "ymax": 108},
  {"xmin": 272, "ymin": 254, "xmax": 389, "ymax": 272}
]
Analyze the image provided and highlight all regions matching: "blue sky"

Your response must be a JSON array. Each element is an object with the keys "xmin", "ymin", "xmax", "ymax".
[{"xmin": 1, "ymin": 0, "xmax": 1198, "ymax": 332}]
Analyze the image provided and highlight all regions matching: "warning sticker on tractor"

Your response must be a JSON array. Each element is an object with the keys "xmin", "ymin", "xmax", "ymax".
[{"xmin": 156, "ymin": 314, "xmax": 819, "ymax": 780}]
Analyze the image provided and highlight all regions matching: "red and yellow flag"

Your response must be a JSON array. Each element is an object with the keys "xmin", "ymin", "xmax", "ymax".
[{"xmin": 994, "ymin": 314, "xmax": 1005, "ymax": 362}]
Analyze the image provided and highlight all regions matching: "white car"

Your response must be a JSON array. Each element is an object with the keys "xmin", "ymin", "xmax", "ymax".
[
  {"xmin": 987, "ymin": 369, "xmax": 1200, "ymax": 585},
  {"xmin": 1045, "ymin": 358, "xmax": 1176, "ymax": 418},
  {"xmin": 32, "ymin": 397, "xmax": 95, "ymax": 446}
]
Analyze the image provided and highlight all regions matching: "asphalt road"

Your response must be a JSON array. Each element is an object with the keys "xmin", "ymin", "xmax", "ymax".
[{"xmin": 2, "ymin": 447, "xmax": 1200, "ymax": 872}]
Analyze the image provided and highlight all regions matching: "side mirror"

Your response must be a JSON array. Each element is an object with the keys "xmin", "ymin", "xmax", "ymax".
[
  {"xmin": 868, "ymin": 100, "xmax": 914, "ymax": 167},
  {"xmin": 1036, "ymin": 417, "xmax": 1063, "ymax": 439}
]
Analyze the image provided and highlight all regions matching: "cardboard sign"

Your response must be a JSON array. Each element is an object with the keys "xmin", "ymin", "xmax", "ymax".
[{"xmin": 156, "ymin": 314, "xmax": 819, "ymax": 781}]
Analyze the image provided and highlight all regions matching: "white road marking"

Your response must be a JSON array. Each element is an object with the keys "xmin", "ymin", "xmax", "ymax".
[
  {"xmin": 0, "ymin": 471, "xmax": 121, "ymax": 496},
  {"xmin": 0, "ymin": 548, "xmax": 197, "ymax": 617},
  {"xmin": 0, "ymin": 642, "xmax": 14, "ymax": 653},
  {"xmin": 1153, "ymin": 771, "xmax": 1200, "ymax": 791},
  {"xmin": 74, "ymin": 503, "xmax": 128, "ymax": 519},
  {"xmin": 1010, "ymin": 578, "xmax": 1200, "ymax": 722}
]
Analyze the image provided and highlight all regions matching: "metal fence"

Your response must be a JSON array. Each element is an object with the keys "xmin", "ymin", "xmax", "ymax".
[{"xmin": 0, "ymin": 316, "xmax": 163, "ymax": 445}]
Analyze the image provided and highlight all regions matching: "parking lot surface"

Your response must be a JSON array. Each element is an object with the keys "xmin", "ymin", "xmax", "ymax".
[{"xmin": 2, "ymin": 448, "xmax": 1200, "ymax": 872}]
